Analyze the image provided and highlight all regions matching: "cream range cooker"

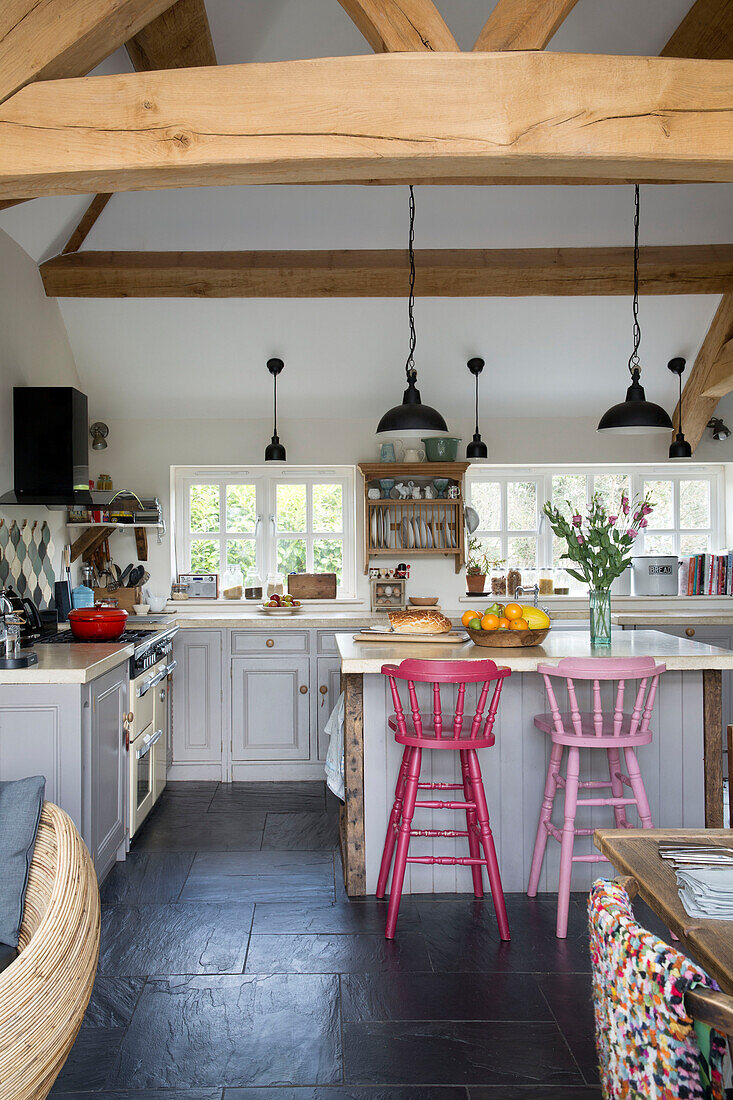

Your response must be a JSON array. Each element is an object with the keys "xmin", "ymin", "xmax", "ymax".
[{"xmin": 128, "ymin": 624, "xmax": 177, "ymax": 837}]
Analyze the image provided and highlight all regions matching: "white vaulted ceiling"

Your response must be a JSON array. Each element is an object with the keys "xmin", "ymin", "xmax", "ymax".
[{"xmin": 0, "ymin": 0, "xmax": 731, "ymax": 425}]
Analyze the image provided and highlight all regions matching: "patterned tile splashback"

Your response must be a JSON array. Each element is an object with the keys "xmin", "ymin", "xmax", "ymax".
[{"xmin": 0, "ymin": 520, "xmax": 56, "ymax": 609}]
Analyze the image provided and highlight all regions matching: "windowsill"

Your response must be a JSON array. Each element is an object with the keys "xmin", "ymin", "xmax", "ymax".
[
  {"xmin": 167, "ymin": 597, "xmax": 367, "ymax": 609},
  {"xmin": 458, "ymin": 594, "xmax": 733, "ymax": 605}
]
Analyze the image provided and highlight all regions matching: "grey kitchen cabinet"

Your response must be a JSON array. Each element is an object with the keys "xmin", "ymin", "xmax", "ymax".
[
  {"xmin": 85, "ymin": 664, "xmax": 128, "ymax": 881},
  {"xmin": 315, "ymin": 656, "xmax": 341, "ymax": 760},
  {"xmin": 0, "ymin": 661, "xmax": 129, "ymax": 883},
  {"xmin": 230, "ymin": 655, "xmax": 311, "ymax": 762},
  {"xmin": 172, "ymin": 630, "xmax": 223, "ymax": 771}
]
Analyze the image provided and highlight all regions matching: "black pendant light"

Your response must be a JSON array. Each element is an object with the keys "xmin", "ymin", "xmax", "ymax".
[
  {"xmin": 668, "ymin": 356, "xmax": 693, "ymax": 459},
  {"xmin": 376, "ymin": 186, "xmax": 448, "ymax": 435},
  {"xmin": 597, "ymin": 186, "xmax": 674, "ymax": 435},
  {"xmin": 466, "ymin": 357, "xmax": 488, "ymax": 459},
  {"xmin": 264, "ymin": 357, "xmax": 286, "ymax": 462}
]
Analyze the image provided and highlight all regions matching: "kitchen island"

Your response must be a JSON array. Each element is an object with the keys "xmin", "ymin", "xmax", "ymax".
[{"xmin": 336, "ymin": 629, "xmax": 733, "ymax": 897}]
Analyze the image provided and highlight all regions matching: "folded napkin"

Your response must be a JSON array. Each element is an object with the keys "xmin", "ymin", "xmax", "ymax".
[{"xmin": 677, "ymin": 865, "xmax": 733, "ymax": 920}]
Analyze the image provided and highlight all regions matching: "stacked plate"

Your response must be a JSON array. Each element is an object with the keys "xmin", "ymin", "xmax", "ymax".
[{"xmin": 370, "ymin": 507, "xmax": 456, "ymax": 550}]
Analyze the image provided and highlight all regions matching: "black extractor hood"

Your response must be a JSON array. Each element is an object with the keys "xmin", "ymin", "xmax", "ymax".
[{"xmin": 0, "ymin": 387, "xmax": 93, "ymax": 506}]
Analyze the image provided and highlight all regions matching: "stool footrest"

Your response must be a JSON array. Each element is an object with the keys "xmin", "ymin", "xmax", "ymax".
[
  {"xmin": 617, "ymin": 773, "xmax": 632, "ymax": 787},
  {"xmin": 556, "ymin": 775, "xmax": 614, "ymax": 790},
  {"xmin": 407, "ymin": 856, "xmax": 488, "ymax": 866},
  {"xmin": 415, "ymin": 800, "xmax": 474, "ymax": 810},
  {"xmin": 577, "ymin": 796, "xmax": 636, "ymax": 808},
  {"xmin": 417, "ymin": 782, "xmax": 464, "ymax": 790},
  {"xmin": 572, "ymin": 854, "xmax": 610, "ymax": 864},
  {"xmin": 411, "ymin": 829, "xmax": 469, "ymax": 838}
]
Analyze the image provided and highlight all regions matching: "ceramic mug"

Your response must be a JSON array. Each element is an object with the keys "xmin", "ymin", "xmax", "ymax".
[
  {"xmin": 403, "ymin": 446, "xmax": 425, "ymax": 463},
  {"xmin": 367, "ymin": 487, "xmax": 381, "ymax": 500}
]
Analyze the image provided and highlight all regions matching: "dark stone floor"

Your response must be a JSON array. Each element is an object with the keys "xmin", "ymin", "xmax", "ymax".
[{"xmin": 49, "ymin": 780, "xmax": 610, "ymax": 1098}]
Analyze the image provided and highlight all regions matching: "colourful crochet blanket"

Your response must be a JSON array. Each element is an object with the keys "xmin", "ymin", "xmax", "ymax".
[{"xmin": 588, "ymin": 880, "xmax": 727, "ymax": 1100}]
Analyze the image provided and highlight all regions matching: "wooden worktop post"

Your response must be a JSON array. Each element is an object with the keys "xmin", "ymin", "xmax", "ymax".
[
  {"xmin": 342, "ymin": 672, "xmax": 366, "ymax": 895},
  {"xmin": 703, "ymin": 669, "xmax": 724, "ymax": 828}
]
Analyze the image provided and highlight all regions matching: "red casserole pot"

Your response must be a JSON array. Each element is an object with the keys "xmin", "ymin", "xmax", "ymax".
[{"xmin": 68, "ymin": 606, "xmax": 128, "ymax": 641}]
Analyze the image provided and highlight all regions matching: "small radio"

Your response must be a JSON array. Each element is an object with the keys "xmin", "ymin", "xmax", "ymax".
[{"xmin": 178, "ymin": 573, "xmax": 219, "ymax": 599}]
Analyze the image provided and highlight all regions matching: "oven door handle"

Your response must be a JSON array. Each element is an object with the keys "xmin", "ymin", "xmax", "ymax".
[
  {"xmin": 137, "ymin": 667, "xmax": 168, "ymax": 697},
  {"xmin": 165, "ymin": 659, "xmax": 176, "ymax": 676},
  {"xmin": 135, "ymin": 727, "xmax": 163, "ymax": 759}
]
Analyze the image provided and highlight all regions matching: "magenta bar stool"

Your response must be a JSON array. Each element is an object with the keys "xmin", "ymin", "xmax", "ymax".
[
  {"xmin": 378, "ymin": 658, "xmax": 512, "ymax": 941},
  {"xmin": 528, "ymin": 656, "xmax": 665, "ymax": 938}
]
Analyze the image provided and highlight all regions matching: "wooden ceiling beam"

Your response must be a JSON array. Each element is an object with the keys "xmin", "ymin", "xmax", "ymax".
[
  {"xmin": 1, "ymin": 52, "xmax": 732, "ymax": 200},
  {"xmin": 39, "ymin": 244, "xmax": 733, "ymax": 298},
  {"xmin": 126, "ymin": 0, "xmax": 216, "ymax": 69},
  {"xmin": 0, "ymin": 0, "xmax": 178, "ymax": 105},
  {"xmin": 662, "ymin": 0, "xmax": 733, "ymax": 60},
  {"xmin": 701, "ymin": 337, "xmax": 733, "ymax": 397},
  {"xmin": 674, "ymin": 295, "xmax": 733, "ymax": 450},
  {"xmin": 336, "ymin": 0, "xmax": 459, "ymax": 52},
  {"xmin": 473, "ymin": 0, "xmax": 579, "ymax": 51},
  {"xmin": 61, "ymin": 194, "xmax": 113, "ymax": 255}
]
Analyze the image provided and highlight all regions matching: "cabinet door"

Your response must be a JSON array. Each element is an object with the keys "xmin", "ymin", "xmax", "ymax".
[
  {"xmin": 172, "ymin": 631, "xmax": 223, "ymax": 764},
  {"xmin": 89, "ymin": 665, "xmax": 128, "ymax": 881},
  {"xmin": 153, "ymin": 676, "xmax": 170, "ymax": 800},
  {"xmin": 231, "ymin": 656, "xmax": 310, "ymax": 761},
  {"xmin": 315, "ymin": 657, "xmax": 342, "ymax": 761}
]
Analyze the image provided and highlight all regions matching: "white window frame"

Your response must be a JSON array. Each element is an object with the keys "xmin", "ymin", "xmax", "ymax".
[
  {"xmin": 173, "ymin": 465, "xmax": 357, "ymax": 598},
  {"xmin": 466, "ymin": 464, "xmax": 725, "ymax": 574}
]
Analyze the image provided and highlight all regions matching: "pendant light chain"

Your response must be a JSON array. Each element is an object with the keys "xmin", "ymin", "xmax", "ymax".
[
  {"xmin": 628, "ymin": 183, "xmax": 641, "ymax": 376},
  {"xmin": 272, "ymin": 369, "xmax": 278, "ymax": 436},
  {"xmin": 474, "ymin": 372, "xmax": 480, "ymax": 435},
  {"xmin": 405, "ymin": 184, "xmax": 417, "ymax": 382}
]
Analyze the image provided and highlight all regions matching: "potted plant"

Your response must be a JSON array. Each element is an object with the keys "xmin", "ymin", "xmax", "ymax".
[
  {"xmin": 543, "ymin": 491, "xmax": 653, "ymax": 646},
  {"xmin": 466, "ymin": 537, "xmax": 489, "ymax": 594}
]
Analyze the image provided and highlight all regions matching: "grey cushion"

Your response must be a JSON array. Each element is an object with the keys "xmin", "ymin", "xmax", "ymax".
[
  {"xmin": 0, "ymin": 776, "xmax": 45, "ymax": 947},
  {"xmin": 0, "ymin": 942, "xmax": 17, "ymax": 975}
]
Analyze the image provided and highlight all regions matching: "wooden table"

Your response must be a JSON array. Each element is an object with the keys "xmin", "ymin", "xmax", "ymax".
[{"xmin": 595, "ymin": 828, "xmax": 733, "ymax": 995}]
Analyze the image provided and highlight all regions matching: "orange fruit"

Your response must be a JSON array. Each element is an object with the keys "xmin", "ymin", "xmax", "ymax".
[
  {"xmin": 462, "ymin": 610, "xmax": 480, "ymax": 628},
  {"xmin": 510, "ymin": 617, "xmax": 529, "ymax": 630},
  {"xmin": 497, "ymin": 617, "xmax": 510, "ymax": 629},
  {"xmin": 505, "ymin": 603, "xmax": 523, "ymax": 621},
  {"xmin": 481, "ymin": 613, "xmax": 499, "ymax": 631}
]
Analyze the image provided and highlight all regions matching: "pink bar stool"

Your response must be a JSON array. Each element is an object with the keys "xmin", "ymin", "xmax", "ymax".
[
  {"xmin": 377, "ymin": 658, "xmax": 512, "ymax": 941},
  {"xmin": 528, "ymin": 656, "xmax": 665, "ymax": 938}
]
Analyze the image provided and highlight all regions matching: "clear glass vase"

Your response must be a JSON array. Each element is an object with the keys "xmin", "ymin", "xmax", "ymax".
[{"xmin": 589, "ymin": 587, "xmax": 612, "ymax": 646}]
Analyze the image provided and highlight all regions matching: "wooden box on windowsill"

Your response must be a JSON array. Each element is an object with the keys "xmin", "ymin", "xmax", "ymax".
[{"xmin": 93, "ymin": 586, "xmax": 142, "ymax": 612}]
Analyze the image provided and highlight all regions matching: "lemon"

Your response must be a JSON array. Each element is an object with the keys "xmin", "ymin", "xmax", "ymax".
[{"xmin": 521, "ymin": 606, "xmax": 551, "ymax": 630}]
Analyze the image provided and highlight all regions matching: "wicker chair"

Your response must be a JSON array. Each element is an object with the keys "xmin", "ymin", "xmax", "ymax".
[{"xmin": 0, "ymin": 802, "xmax": 101, "ymax": 1099}]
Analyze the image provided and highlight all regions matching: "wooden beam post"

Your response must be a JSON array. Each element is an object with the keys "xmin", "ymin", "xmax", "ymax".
[
  {"xmin": 473, "ymin": 0, "xmax": 579, "ymax": 51},
  {"xmin": 336, "ymin": 0, "xmax": 459, "ymax": 52},
  {"xmin": 1, "ymin": 52, "xmax": 732, "ymax": 200},
  {"xmin": 662, "ymin": 0, "xmax": 733, "ymax": 60},
  {"xmin": 61, "ymin": 195, "xmax": 113, "ymax": 255},
  {"xmin": 674, "ymin": 295, "xmax": 733, "ymax": 449},
  {"xmin": 0, "ymin": 0, "xmax": 178, "ymax": 105},
  {"xmin": 126, "ymin": 0, "xmax": 216, "ymax": 70},
  {"xmin": 39, "ymin": 244, "xmax": 733, "ymax": 298}
]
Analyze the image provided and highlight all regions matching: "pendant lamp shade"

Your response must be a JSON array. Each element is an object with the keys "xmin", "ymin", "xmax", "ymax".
[
  {"xmin": 597, "ymin": 185, "xmax": 673, "ymax": 436},
  {"xmin": 667, "ymin": 356, "xmax": 692, "ymax": 459},
  {"xmin": 264, "ymin": 357, "xmax": 286, "ymax": 462},
  {"xmin": 377, "ymin": 186, "xmax": 447, "ymax": 437},
  {"xmin": 465, "ymin": 357, "xmax": 488, "ymax": 458}
]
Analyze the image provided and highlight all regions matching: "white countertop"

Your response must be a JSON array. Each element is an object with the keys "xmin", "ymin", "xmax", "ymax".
[
  {"xmin": 171, "ymin": 610, "xmax": 390, "ymax": 629},
  {"xmin": 0, "ymin": 642, "xmax": 133, "ymax": 685},
  {"xmin": 613, "ymin": 612, "xmax": 733, "ymax": 626},
  {"xmin": 336, "ymin": 628, "xmax": 733, "ymax": 673}
]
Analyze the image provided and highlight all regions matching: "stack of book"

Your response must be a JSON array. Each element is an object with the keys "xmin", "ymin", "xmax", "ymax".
[
  {"xmin": 660, "ymin": 844, "xmax": 733, "ymax": 920},
  {"xmin": 680, "ymin": 553, "xmax": 733, "ymax": 595}
]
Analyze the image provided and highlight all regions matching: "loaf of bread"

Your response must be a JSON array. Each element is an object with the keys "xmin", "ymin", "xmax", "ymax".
[{"xmin": 388, "ymin": 609, "xmax": 452, "ymax": 634}]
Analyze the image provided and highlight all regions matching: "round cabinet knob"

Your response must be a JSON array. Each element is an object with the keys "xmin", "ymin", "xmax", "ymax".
[
  {"xmin": 300, "ymin": 684, "xmax": 308, "ymax": 694},
  {"xmin": 685, "ymin": 627, "xmax": 696, "ymax": 637},
  {"xmin": 319, "ymin": 685, "xmax": 328, "ymax": 695},
  {"xmin": 266, "ymin": 638, "xmax": 275, "ymax": 648},
  {"xmin": 160, "ymin": 688, "xmax": 166, "ymax": 702},
  {"xmin": 124, "ymin": 711, "xmax": 134, "ymax": 724}
]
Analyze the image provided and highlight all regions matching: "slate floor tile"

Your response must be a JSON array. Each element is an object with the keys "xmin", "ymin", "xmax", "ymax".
[
  {"xmin": 99, "ymin": 904, "xmax": 252, "ymax": 976},
  {"xmin": 209, "ymin": 782, "xmax": 326, "ymax": 814},
  {"xmin": 49, "ymin": 1028, "xmax": 127, "ymax": 1093},
  {"xmin": 245, "ymin": 932, "xmax": 431, "ymax": 974},
  {"xmin": 101, "ymin": 852, "xmax": 195, "ymax": 905},
  {"xmin": 134, "ymin": 811, "xmax": 265, "ymax": 852},
  {"xmin": 343, "ymin": 1020, "xmax": 584, "ymax": 1086},
  {"xmin": 109, "ymin": 975, "xmax": 341, "ymax": 1089},
  {"xmin": 180, "ymin": 851, "xmax": 335, "ymax": 904},
  {"xmin": 341, "ymin": 971, "xmax": 551, "ymax": 1022},
  {"xmin": 251, "ymin": 900, "xmax": 421, "ymax": 935},
  {"xmin": 224, "ymin": 1089, "xmax": 467, "ymax": 1098},
  {"xmin": 82, "ymin": 976, "xmax": 145, "ymax": 1029},
  {"xmin": 55, "ymin": 1093, "xmax": 222, "ymax": 1100},
  {"xmin": 469, "ymin": 1089, "xmax": 600, "ymax": 1098},
  {"xmin": 417, "ymin": 895, "xmax": 591, "ymax": 974},
  {"xmin": 537, "ymin": 971, "xmax": 599, "ymax": 1084},
  {"xmin": 262, "ymin": 812, "xmax": 339, "ymax": 850}
]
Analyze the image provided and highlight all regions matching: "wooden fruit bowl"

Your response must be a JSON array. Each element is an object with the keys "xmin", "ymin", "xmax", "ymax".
[{"xmin": 466, "ymin": 626, "xmax": 550, "ymax": 648}]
